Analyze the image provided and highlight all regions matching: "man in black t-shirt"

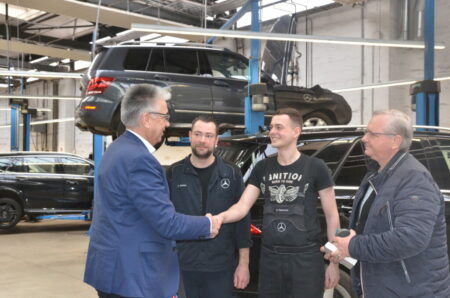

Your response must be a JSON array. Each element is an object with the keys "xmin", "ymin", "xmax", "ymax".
[
  {"xmin": 167, "ymin": 116, "xmax": 251, "ymax": 298},
  {"xmin": 218, "ymin": 108, "xmax": 340, "ymax": 298}
]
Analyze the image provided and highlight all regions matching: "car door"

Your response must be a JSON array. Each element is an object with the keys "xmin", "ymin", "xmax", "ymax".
[
  {"xmin": 204, "ymin": 50, "xmax": 249, "ymax": 126},
  {"xmin": 59, "ymin": 156, "xmax": 94, "ymax": 209},
  {"xmin": 20, "ymin": 156, "xmax": 66, "ymax": 210},
  {"xmin": 147, "ymin": 48, "xmax": 214, "ymax": 125}
]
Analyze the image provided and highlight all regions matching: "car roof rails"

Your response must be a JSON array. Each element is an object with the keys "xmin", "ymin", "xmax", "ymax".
[
  {"xmin": 223, "ymin": 124, "xmax": 450, "ymax": 140},
  {"xmin": 117, "ymin": 40, "xmax": 225, "ymax": 49}
]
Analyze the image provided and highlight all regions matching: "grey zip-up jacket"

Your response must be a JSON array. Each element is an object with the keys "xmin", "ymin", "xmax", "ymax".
[{"xmin": 349, "ymin": 150, "xmax": 450, "ymax": 298}]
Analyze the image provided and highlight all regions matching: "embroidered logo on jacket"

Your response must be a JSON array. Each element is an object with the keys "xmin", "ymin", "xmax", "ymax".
[{"xmin": 220, "ymin": 178, "xmax": 230, "ymax": 189}]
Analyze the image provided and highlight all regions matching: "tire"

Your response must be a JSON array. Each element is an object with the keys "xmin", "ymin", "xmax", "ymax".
[
  {"xmin": 0, "ymin": 198, "xmax": 23, "ymax": 229},
  {"xmin": 304, "ymin": 112, "xmax": 334, "ymax": 127},
  {"xmin": 115, "ymin": 120, "xmax": 126, "ymax": 139}
]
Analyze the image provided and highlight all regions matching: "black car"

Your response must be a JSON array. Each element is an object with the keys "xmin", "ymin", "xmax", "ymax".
[
  {"xmin": 215, "ymin": 126, "xmax": 450, "ymax": 298},
  {"xmin": 75, "ymin": 43, "xmax": 351, "ymax": 138},
  {"xmin": 0, "ymin": 152, "xmax": 94, "ymax": 229}
]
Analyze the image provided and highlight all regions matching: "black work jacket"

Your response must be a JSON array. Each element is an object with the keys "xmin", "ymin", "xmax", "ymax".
[{"xmin": 167, "ymin": 155, "xmax": 252, "ymax": 272}]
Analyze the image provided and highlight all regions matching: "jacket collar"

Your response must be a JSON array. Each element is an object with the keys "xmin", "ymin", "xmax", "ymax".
[
  {"xmin": 182, "ymin": 154, "xmax": 230, "ymax": 179},
  {"xmin": 366, "ymin": 150, "xmax": 408, "ymax": 191}
]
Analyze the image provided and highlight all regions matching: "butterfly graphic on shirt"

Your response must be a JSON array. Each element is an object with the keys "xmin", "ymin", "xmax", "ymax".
[{"xmin": 268, "ymin": 185, "xmax": 300, "ymax": 203}]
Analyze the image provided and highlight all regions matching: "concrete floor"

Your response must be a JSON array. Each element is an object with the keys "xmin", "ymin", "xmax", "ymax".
[{"xmin": 0, "ymin": 220, "xmax": 97, "ymax": 298}]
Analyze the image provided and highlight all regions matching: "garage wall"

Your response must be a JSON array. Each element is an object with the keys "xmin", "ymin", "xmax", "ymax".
[
  {"xmin": 294, "ymin": 0, "xmax": 450, "ymax": 126},
  {"xmin": 220, "ymin": 0, "xmax": 450, "ymax": 127},
  {"xmin": 0, "ymin": 79, "xmax": 92, "ymax": 157}
]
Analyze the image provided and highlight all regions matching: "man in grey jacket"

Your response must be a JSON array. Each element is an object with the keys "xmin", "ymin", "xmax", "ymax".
[{"xmin": 325, "ymin": 110, "xmax": 450, "ymax": 297}]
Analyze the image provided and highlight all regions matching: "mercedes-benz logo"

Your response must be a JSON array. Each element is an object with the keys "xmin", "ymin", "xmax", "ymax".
[
  {"xmin": 276, "ymin": 222, "xmax": 287, "ymax": 233},
  {"xmin": 220, "ymin": 178, "xmax": 230, "ymax": 189}
]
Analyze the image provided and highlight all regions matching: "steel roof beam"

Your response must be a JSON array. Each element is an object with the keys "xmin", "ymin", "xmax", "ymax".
[{"xmin": 0, "ymin": 39, "xmax": 90, "ymax": 61}]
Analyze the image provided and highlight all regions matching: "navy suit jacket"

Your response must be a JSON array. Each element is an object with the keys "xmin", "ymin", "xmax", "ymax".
[{"xmin": 84, "ymin": 131, "xmax": 210, "ymax": 298}]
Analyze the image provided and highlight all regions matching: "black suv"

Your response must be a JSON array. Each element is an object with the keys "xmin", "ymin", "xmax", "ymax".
[
  {"xmin": 75, "ymin": 43, "xmax": 351, "ymax": 138},
  {"xmin": 0, "ymin": 152, "xmax": 94, "ymax": 229},
  {"xmin": 215, "ymin": 126, "xmax": 450, "ymax": 298}
]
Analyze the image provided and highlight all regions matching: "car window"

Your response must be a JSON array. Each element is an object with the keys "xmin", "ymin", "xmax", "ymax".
[
  {"xmin": 123, "ymin": 48, "xmax": 151, "ymax": 71},
  {"xmin": 426, "ymin": 137, "xmax": 450, "ymax": 189},
  {"xmin": 164, "ymin": 49, "xmax": 198, "ymax": 75},
  {"xmin": 307, "ymin": 138, "xmax": 353, "ymax": 173},
  {"xmin": 148, "ymin": 48, "xmax": 165, "ymax": 72},
  {"xmin": 0, "ymin": 157, "xmax": 14, "ymax": 173},
  {"xmin": 334, "ymin": 141, "xmax": 367, "ymax": 186},
  {"xmin": 23, "ymin": 156, "xmax": 61, "ymax": 174},
  {"xmin": 409, "ymin": 138, "xmax": 428, "ymax": 169},
  {"xmin": 206, "ymin": 52, "xmax": 249, "ymax": 80},
  {"xmin": 60, "ymin": 157, "xmax": 93, "ymax": 175},
  {"xmin": 297, "ymin": 139, "xmax": 333, "ymax": 157}
]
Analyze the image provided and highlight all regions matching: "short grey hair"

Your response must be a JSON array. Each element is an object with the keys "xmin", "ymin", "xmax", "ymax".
[
  {"xmin": 120, "ymin": 84, "xmax": 170, "ymax": 128},
  {"xmin": 373, "ymin": 109, "xmax": 413, "ymax": 150}
]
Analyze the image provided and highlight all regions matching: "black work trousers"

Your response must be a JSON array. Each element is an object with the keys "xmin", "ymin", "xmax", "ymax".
[
  {"xmin": 181, "ymin": 267, "xmax": 235, "ymax": 298},
  {"xmin": 258, "ymin": 246, "xmax": 325, "ymax": 298}
]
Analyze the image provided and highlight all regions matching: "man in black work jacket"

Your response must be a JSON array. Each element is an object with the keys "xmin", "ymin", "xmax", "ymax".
[{"xmin": 167, "ymin": 115, "xmax": 252, "ymax": 298}]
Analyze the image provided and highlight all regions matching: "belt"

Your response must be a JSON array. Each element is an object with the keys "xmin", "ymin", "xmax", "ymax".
[{"xmin": 263, "ymin": 243, "xmax": 319, "ymax": 253}]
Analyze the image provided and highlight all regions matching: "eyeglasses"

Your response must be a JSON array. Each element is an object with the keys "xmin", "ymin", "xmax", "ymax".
[
  {"xmin": 148, "ymin": 111, "xmax": 170, "ymax": 121},
  {"xmin": 363, "ymin": 129, "xmax": 397, "ymax": 137},
  {"xmin": 192, "ymin": 131, "xmax": 216, "ymax": 140}
]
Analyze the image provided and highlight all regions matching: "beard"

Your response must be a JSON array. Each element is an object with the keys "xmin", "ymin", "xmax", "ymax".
[{"xmin": 192, "ymin": 146, "xmax": 214, "ymax": 159}]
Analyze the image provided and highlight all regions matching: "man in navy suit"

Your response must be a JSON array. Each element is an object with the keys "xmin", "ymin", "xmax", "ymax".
[{"xmin": 84, "ymin": 84, "xmax": 220, "ymax": 298}]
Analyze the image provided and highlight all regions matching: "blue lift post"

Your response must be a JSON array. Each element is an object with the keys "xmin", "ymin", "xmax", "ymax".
[
  {"xmin": 10, "ymin": 105, "xmax": 19, "ymax": 151},
  {"xmin": 412, "ymin": 0, "xmax": 439, "ymax": 128},
  {"xmin": 21, "ymin": 78, "xmax": 31, "ymax": 151},
  {"xmin": 245, "ymin": 0, "xmax": 265, "ymax": 134}
]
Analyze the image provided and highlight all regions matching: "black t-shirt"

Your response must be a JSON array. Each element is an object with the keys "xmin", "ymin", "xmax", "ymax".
[
  {"xmin": 248, "ymin": 154, "xmax": 333, "ymax": 246},
  {"xmin": 192, "ymin": 158, "xmax": 217, "ymax": 215}
]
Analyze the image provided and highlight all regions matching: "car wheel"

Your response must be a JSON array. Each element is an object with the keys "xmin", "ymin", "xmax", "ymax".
[
  {"xmin": 0, "ymin": 198, "xmax": 23, "ymax": 229},
  {"xmin": 304, "ymin": 112, "xmax": 334, "ymax": 127}
]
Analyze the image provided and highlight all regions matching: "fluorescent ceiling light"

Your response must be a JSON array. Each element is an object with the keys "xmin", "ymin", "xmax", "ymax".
[
  {"xmin": 0, "ymin": 117, "xmax": 74, "ymax": 129},
  {"xmin": 0, "ymin": 70, "xmax": 82, "ymax": 79},
  {"xmin": 0, "ymin": 95, "xmax": 80, "ymax": 101},
  {"xmin": 131, "ymin": 24, "xmax": 445, "ymax": 49},
  {"xmin": 0, "ymin": 108, "xmax": 52, "ymax": 112},
  {"xmin": 332, "ymin": 75, "xmax": 450, "ymax": 93},
  {"xmin": 30, "ymin": 56, "xmax": 49, "ymax": 64}
]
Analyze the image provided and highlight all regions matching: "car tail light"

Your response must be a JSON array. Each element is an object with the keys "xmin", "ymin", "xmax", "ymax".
[
  {"xmin": 86, "ymin": 77, "xmax": 115, "ymax": 95},
  {"xmin": 250, "ymin": 224, "xmax": 262, "ymax": 235}
]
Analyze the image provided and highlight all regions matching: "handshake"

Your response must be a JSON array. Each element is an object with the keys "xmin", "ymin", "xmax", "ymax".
[{"xmin": 206, "ymin": 213, "xmax": 224, "ymax": 238}]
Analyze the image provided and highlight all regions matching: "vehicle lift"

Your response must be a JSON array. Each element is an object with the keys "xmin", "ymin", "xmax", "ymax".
[
  {"xmin": 10, "ymin": 0, "xmax": 438, "ymax": 223},
  {"xmin": 411, "ymin": 0, "xmax": 440, "ymax": 128}
]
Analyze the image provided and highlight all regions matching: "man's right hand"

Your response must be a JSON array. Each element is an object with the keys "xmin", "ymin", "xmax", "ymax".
[{"xmin": 206, "ymin": 213, "xmax": 223, "ymax": 238}]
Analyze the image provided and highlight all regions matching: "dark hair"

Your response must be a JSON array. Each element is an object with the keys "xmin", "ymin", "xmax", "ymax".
[
  {"xmin": 191, "ymin": 115, "xmax": 219, "ymax": 135},
  {"xmin": 273, "ymin": 108, "xmax": 303, "ymax": 128}
]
